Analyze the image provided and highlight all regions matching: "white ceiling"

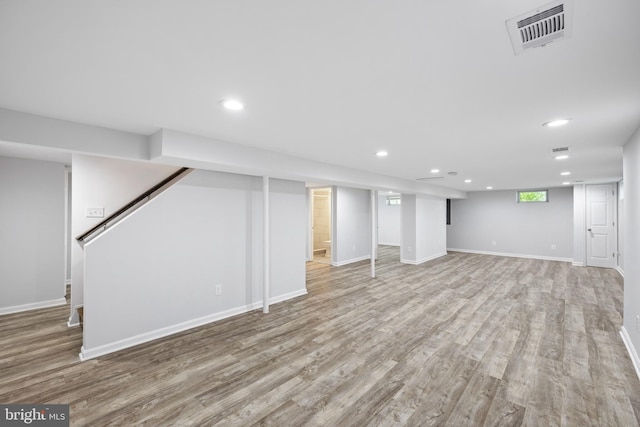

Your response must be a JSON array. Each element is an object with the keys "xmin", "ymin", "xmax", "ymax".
[{"xmin": 1, "ymin": 0, "xmax": 639, "ymax": 192}]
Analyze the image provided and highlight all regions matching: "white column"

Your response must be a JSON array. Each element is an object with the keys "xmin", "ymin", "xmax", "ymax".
[
  {"xmin": 263, "ymin": 176, "xmax": 270, "ymax": 313},
  {"xmin": 371, "ymin": 189, "xmax": 377, "ymax": 278}
]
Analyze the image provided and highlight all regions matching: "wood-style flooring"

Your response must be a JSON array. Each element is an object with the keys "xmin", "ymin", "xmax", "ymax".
[{"xmin": 1, "ymin": 246, "xmax": 639, "ymax": 426}]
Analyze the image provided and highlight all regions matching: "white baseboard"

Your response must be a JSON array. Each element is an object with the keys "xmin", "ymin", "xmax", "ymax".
[
  {"xmin": 378, "ymin": 242, "xmax": 400, "ymax": 247},
  {"xmin": 572, "ymin": 261, "xmax": 585, "ymax": 267},
  {"xmin": 79, "ymin": 288, "xmax": 308, "ymax": 361},
  {"xmin": 620, "ymin": 327, "xmax": 640, "ymax": 382},
  {"xmin": 616, "ymin": 266, "xmax": 624, "ymax": 277},
  {"xmin": 401, "ymin": 251, "xmax": 448, "ymax": 265},
  {"xmin": 0, "ymin": 297, "xmax": 67, "ymax": 316},
  {"xmin": 332, "ymin": 255, "xmax": 370, "ymax": 267},
  {"xmin": 447, "ymin": 248, "xmax": 572, "ymax": 263}
]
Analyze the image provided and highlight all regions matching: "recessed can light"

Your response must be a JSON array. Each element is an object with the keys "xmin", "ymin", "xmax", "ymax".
[
  {"xmin": 376, "ymin": 150, "xmax": 388, "ymax": 157},
  {"xmin": 544, "ymin": 119, "xmax": 570, "ymax": 127},
  {"xmin": 220, "ymin": 99, "xmax": 244, "ymax": 110},
  {"xmin": 561, "ymin": 171, "xmax": 571, "ymax": 176},
  {"xmin": 486, "ymin": 186, "xmax": 493, "ymax": 190},
  {"xmin": 464, "ymin": 179, "xmax": 472, "ymax": 183},
  {"xmin": 430, "ymin": 169, "xmax": 440, "ymax": 174},
  {"xmin": 554, "ymin": 155, "xmax": 569, "ymax": 160},
  {"xmin": 562, "ymin": 182, "xmax": 571, "ymax": 185}
]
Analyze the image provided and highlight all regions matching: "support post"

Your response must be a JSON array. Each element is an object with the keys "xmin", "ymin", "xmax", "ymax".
[
  {"xmin": 371, "ymin": 189, "xmax": 377, "ymax": 278},
  {"xmin": 263, "ymin": 176, "xmax": 270, "ymax": 313}
]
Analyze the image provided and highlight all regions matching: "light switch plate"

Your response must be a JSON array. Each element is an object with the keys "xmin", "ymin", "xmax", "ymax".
[{"xmin": 86, "ymin": 207, "xmax": 105, "ymax": 218}]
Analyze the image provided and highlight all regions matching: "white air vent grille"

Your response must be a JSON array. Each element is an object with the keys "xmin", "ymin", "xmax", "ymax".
[
  {"xmin": 552, "ymin": 147, "xmax": 569, "ymax": 152},
  {"xmin": 506, "ymin": 0, "xmax": 573, "ymax": 55}
]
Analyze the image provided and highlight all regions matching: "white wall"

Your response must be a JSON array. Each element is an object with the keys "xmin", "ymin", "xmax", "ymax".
[
  {"xmin": 0, "ymin": 156, "xmax": 66, "ymax": 314},
  {"xmin": 618, "ymin": 180, "xmax": 624, "ymax": 273},
  {"xmin": 270, "ymin": 179, "xmax": 308, "ymax": 298},
  {"xmin": 447, "ymin": 187, "xmax": 573, "ymax": 261},
  {"xmin": 378, "ymin": 195, "xmax": 401, "ymax": 246},
  {"xmin": 81, "ymin": 171, "xmax": 307, "ymax": 359},
  {"xmin": 70, "ymin": 155, "xmax": 179, "ymax": 324},
  {"xmin": 400, "ymin": 194, "xmax": 447, "ymax": 264},
  {"xmin": 622, "ymin": 126, "xmax": 640, "ymax": 374},
  {"xmin": 332, "ymin": 186, "xmax": 371, "ymax": 266}
]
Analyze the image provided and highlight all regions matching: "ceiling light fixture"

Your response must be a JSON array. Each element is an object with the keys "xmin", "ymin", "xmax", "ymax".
[
  {"xmin": 376, "ymin": 150, "xmax": 388, "ymax": 157},
  {"xmin": 562, "ymin": 182, "xmax": 571, "ymax": 185},
  {"xmin": 561, "ymin": 171, "xmax": 571, "ymax": 176},
  {"xmin": 430, "ymin": 169, "xmax": 440, "ymax": 174},
  {"xmin": 486, "ymin": 186, "xmax": 493, "ymax": 190},
  {"xmin": 220, "ymin": 99, "xmax": 244, "ymax": 111},
  {"xmin": 554, "ymin": 155, "xmax": 569, "ymax": 160},
  {"xmin": 464, "ymin": 179, "xmax": 472, "ymax": 183},
  {"xmin": 544, "ymin": 118, "xmax": 570, "ymax": 127}
]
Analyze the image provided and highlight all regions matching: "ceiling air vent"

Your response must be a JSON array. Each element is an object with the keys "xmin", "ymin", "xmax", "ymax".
[
  {"xmin": 552, "ymin": 147, "xmax": 569, "ymax": 153},
  {"xmin": 506, "ymin": 0, "xmax": 574, "ymax": 55}
]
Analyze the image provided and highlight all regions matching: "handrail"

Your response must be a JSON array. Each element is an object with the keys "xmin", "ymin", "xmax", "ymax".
[{"xmin": 76, "ymin": 167, "xmax": 193, "ymax": 244}]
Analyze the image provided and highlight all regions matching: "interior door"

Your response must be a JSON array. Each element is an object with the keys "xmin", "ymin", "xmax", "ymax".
[{"xmin": 586, "ymin": 184, "xmax": 616, "ymax": 268}]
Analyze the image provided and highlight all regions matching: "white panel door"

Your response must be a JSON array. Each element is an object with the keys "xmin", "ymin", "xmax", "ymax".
[{"xmin": 586, "ymin": 184, "xmax": 616, "ymax": 268}]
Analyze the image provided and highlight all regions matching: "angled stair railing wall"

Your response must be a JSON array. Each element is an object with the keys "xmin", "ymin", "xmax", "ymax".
[{"xmin": 76, "ymin": 167, "xmax": 194, "ymax": 245}]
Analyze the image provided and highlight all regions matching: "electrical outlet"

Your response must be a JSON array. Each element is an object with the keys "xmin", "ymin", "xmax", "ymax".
[
  {"xmin": 492, "ymin": 240, "xmax": 497, "ymax": 246},
  {"xmin": 636, "ymin": 315, "xmax": 640, "ymax": 333},
  {"xmin": 353, "ymin": 245, "xmax": 356, "ymax": 251},
  {"xmin": 86, "ymin": 207, "xmax": 104, "ymax": 218},
  {"xmin": 551, "ymin": 244, "xmax": 557, "ymax": 250},
  {"xmin": 215, "ymin": 284, "xmax": 222, "ymax": 296}
]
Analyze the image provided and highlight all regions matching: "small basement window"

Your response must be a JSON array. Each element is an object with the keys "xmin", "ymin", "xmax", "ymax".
[
  {"xmin": 386, "ymin": 196, "xmax": 401, "ymax": 205},
  {"xmin": 517, "ymin": 190, "xmax": 548, "ymax": 203}
]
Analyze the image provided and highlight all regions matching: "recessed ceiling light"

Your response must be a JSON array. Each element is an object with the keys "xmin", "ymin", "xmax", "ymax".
[
  {"xmin": 486, "ymin": 186, "xmax": 493, "ymax": 190},
  {"xmin": 220, "ymin": 99, "xmax": 244, "ymax": 110},
  {"xmin": 544, "ymin": 119, "xmax": 570, "ymax": 127},
  {"xmin": 464, "ymin": 179, "xmax": 472, "ymax": 183},
  {"xmin": 430, "ymin": 169, "xmax": 440, "ymax": 174},
  {"xmin": 561, "ymin": 171, "xmax": 571, "ymax": 176},
  {"xmin": 562, "ymin": 182, "xmax": 571, "ymax": 185},
  {"xmin": 376, "ymin": 150, "xmax": 388, "ymax": 157},
  {"xmin": 554, "ymin": 155, "xmax": 569, "ymax": 160}
]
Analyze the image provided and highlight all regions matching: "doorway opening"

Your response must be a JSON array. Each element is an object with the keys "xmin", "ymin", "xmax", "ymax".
[{"xmin": 312, "ymin": 188, "xmax": 332, "ymax": 264}]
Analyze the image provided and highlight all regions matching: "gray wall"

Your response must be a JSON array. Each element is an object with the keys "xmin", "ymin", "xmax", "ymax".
[
  {"xmin": 70, "ymin": 154, "xmax": 178, "ymax": 324},
  {"xmin": 400, "ymin": 194, "xmax": 447, "ymax": 264},
  {"xmin": 377, "ymin": 194, "xmax": 400, "ymax": 246},
  {"xmin": 82, "ymin": 171, "xmax": 307, "ymax": 359},
  {"xmin": 622, "ymin": 125, "xmax": 640, "ymax": 365},
  {"xmin": 0, "ymin": 156, "xmax": 66, "ymax": 314},
  {"xmin": 447, "ymin": 187, "xmax": 573, "ymax": 261},
  {"xmin": 332, "ymin": 186, "xmax": 372, "ymax": 266}
]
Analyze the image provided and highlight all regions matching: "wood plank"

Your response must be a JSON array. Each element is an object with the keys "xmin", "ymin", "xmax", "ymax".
[{"xmin": 0, "ymin": 246, "xmax": 638, "ymax": 425}]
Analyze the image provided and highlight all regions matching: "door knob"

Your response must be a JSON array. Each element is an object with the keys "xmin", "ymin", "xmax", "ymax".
[{"xmin": 588, "ymin": 228, "xmax": 592, "ymax": 231}]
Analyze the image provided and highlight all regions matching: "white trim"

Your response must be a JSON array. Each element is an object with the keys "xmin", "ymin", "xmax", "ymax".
[
  {"xmin": 0, "ymin": 298, "xmax": 67, "ymax": 316},
  {"xmin": 379, "ymin": 242, "xmax": 400, "ymax": 247},
  {"xmin": 572, "ymin": 261, "xmax": 585, "ymax": 267},
  {"xmin": 615, "ymin": 266, "xmax": 624, "ymax": 277},
  {"xmin": 79, "ymin": 289, "xmax": 307, "ymax": 361},
  {"xmin": 331, "ymin": 255, "xmax": 370, "ymax": 267},
  {"xmin": 620, "ymin": 327, "xmax": 640, "ymax": 382},
  {"xmin": 401, "ymin": 251, "xmax": 448, "ymax": 265},
  {"xmin": 67, "ymin": 304, "xmax": 83, "ymax": 327},
  {"xmin": 447, "ymin": 248, "xmax": 572, "ymax": 263},
  {"xmin": 267, "ymin": 288, "xmax": 308, "ymax": 305}
]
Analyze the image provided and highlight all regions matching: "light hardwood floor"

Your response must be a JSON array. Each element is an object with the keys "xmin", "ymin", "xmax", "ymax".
[{"xmin": 1, "ymin": 246, "xmax": 639, "ymax": 426}]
